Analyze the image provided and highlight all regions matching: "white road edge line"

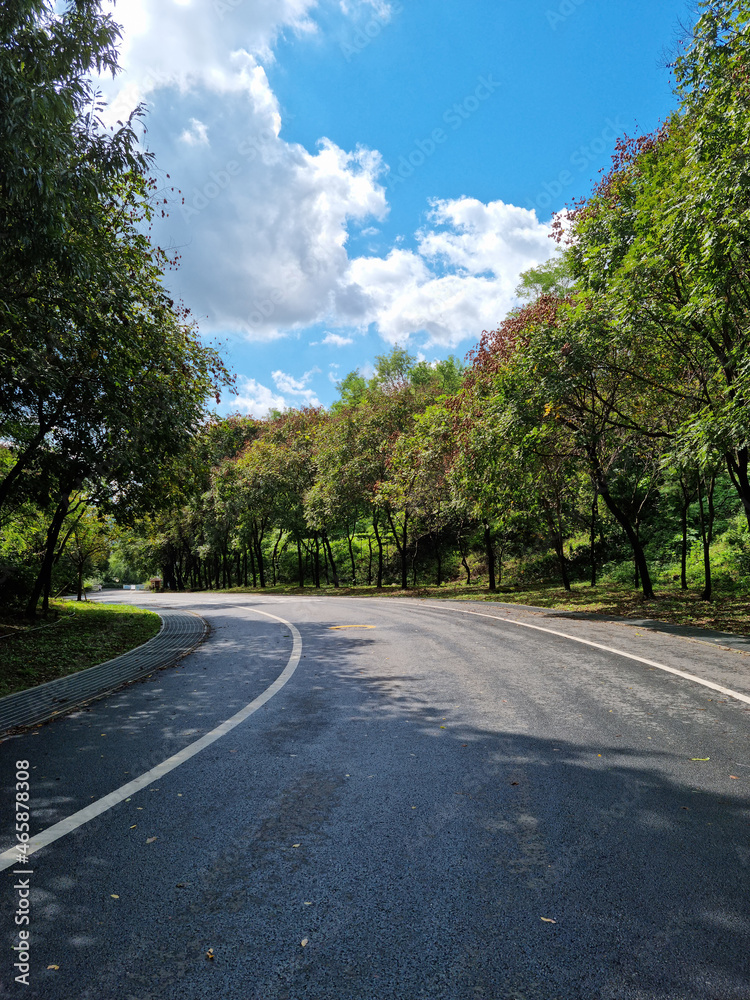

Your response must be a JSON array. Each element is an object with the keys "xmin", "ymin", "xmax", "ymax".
[
  {"xmin": 0, "ymin": 607, "xmax": 302, "ymax": 873},
  {"xmin": 412, "ymin": 601, "xmax": 750, "ymax": 708}
]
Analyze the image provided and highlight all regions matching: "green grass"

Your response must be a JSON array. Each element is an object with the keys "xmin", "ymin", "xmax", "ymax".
[
  {"xmin": 220, "ymin": 580, "xmax": 750, "ymax": 636},
  {"xmin": 0, "ymin": 601, "xmax": 162, "ymax": 698}
]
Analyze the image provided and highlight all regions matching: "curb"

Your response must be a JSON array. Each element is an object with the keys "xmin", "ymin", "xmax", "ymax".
[{"xmin": 0, "ymin": 608, "xmax": 208, "ymax": 736}]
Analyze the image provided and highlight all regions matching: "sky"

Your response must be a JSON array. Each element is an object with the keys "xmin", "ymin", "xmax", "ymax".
[{"xmin": 98, "ymin": 0, "xmax": 697, "ymax": 416}]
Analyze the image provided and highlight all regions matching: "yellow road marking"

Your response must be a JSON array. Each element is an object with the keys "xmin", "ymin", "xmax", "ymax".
[{"xmin": 328, "ymin": 625, "xmax": 376, "ymax": 630}]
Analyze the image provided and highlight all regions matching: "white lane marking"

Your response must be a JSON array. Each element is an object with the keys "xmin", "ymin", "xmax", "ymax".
[
  {"xmin": 0, "ymin": 607, "xmax": 301, "ymax": 872},
  {"xmin": 408, "ymin": 601, "xmax": 750, "ymax": 708}
]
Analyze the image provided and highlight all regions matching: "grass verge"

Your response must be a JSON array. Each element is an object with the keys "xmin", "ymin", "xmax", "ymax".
[
  {"xmin": 0, "ymin": 601, "xmax": 162, "ymax": 699},
  {"xmin": 219, "ymin": 581, "xmax": 750, "ymax": 636}
]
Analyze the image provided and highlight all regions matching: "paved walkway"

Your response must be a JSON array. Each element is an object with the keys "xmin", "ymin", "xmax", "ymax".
[{"xmin": 0, "ymin": 608, "xmax": 207, "ymax": 735}]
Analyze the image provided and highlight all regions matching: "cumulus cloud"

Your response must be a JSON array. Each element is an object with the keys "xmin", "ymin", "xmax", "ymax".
[
  {"xmin": 271, "ymin": 368, "xmax": 321, "ymax": 405},
  {"xmin": 321, "ymin": 333, "xmax": 355, "ymax": 347},
  {"xmin": 98, "ymin": 2, "xmax": 555, "ymax": 352},
  {"xmin": 333, "ymin": 198, "xmax": 553, "ymax": 346},
  {"xmin": 230, "ymin": 376, "xmax": 287, "ymax": 418},
  {"xmin": 179, "ymin": 118, "xmax": 209, "ymax": 147}
]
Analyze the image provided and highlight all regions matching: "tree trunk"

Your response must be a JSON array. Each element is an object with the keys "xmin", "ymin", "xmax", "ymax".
[
  {"xmin": 255, "ymin": 535, "xmax": 266, "ymax": 589},
  {"xmin": 458, "ymin": 534, "xmax": 471, "ymax": 585},
  {"xmin": 271, "ymin": 529, "xmax": 284, "ymax": 586},
  {"xmin": 633, "ymin": 522, "xmax": 641, "ymax": 590},
  {"xmin": 348, "ymin": 531, "xmax": 357, "ymax": 585},
  {"xmin": 313, "ymin": 533, "xmax": 321, "ymax": 588},
  {"xmin": 554, "ymin": 534, "xmax": 571, "ymax": 592},
  {"xmin": 726, "ymin": 447, "xmax": 750, "ymax": 533},
  {"xmin": 26, "ymin": 495, "xmax": 71, "ymax": 618},
  {"xmin": 297, "ymin": 537, "xmax": 305, "ymax": 588},
  {"xmin": 323, "ymin": 533, "xmax": 339, "ymax": 588},
  {"xmin": 373, "ymin": 514, "xmax": 384, "ymax": 588},
  {"xmin": 386, "ymin": 509, "xmax": 409, "ymax": 589},
  {"xmin": 322, "ymin": 534, "xmax": 330, "ymax": 585},
  {"xmin": 367, "ymin": 536, "xmax": 373, "ymax": 586},
  {"xmin": 697, "ymin": 475, "xmax": 716, "ymax": 601},
  {"xmin": 249, "ymin": 543, "xmax": 257, "ymax": 588},
  {"xmin": 680, "ymin": 501, "xmax": 688, "ymax": 590},
  {"xmin": 590, "ymin": 491, "xmax": 598, "ymax": 587},
  {"xmin": 0, "ymin": 426, "xmax": 50, "ymax": 519},
  {"xmin": 484, "ymin": 520, "xmax": 496, "ymax": 592},
  {"xmin": 590, "ymin": 453, "xmax": 654, "ymax": 599}
]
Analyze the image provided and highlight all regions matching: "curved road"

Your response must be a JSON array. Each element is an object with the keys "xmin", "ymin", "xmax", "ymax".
[{"xmin": 1, "ymin": 592, "xmax": 749, "ymax": 1000}]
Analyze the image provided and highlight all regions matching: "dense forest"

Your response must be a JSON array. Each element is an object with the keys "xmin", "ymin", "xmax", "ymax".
[{"xmin": 3, "ymin": 0, "xmax": 750, "ymax": 614}]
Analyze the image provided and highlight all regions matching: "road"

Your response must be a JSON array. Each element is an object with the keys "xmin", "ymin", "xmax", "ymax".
[{"xmin": 1, "ymin": 592, "xmax": 749, "ymax": 1000}]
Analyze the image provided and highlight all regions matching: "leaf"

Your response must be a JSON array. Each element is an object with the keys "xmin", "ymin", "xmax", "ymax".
[
  {"xmin": 292, "ymin": 843, "xmax": 301, "ymax": 848},
  {"xmin": 110, "ymin": 894, "xmax": 119, "ymax": 899},
  {"xmin": 206, "ymin": 948, "xmax": 214, "ymax": 960},
  {"xmin": 301, "ymin": 939, "xmax": 308, "ymax": 947},
  {"xmin": 691, "ymin": 758, "xmax": 710, "ymax": 761},
  {"xmin": 540, "ymin": 917, "xmax": 556, "ymax": 923},
  {"xmin": 146, "ymin": 836, "xmax": 157, "ymax": 844},
  {"xmin": 47, "ymin": 965, "xmax": 60, "ymax": 971},
  {"xmin": 130, "ymin": 824, "xmax": 137, "ymax": 829}
]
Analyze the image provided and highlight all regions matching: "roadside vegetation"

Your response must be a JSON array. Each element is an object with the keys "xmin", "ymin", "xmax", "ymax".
[
  {"xmin": 0, "ymin": 601, "xmax": 161, "ymax": 697},
  {"xmin": 2, "ymin": 1, "xmax": 750, "ymax": 644}
]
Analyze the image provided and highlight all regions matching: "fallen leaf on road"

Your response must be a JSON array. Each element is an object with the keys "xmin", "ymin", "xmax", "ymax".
[
  {"xmin": 110, "ymin": 894, "xmax": 119, "ymax": 899},
  {"xmin": 301, "ymin": 939, "xmax": 308, "ymax": 947},
  {"xmin": 47, "ymin": 965, "xmax": 59, "ymax": 971},
  {"xmin": 540, "ymin": 918, "xmax": 556, "ymax": 923},
  {"xmin": 511, "ymin": 782, "xmax": 519, "ymax": 786},
  {"xmin": 292, "ymin": 844, "xmax": 301, "ymax": 848},
  {"xmin": 691, "ymin": 758, "xmax": 710, "ymax": 761},
  {"xmin": 730, "ymin": 775, "xmax": 739, "ymax": 779},
  {"xmin": 130, "ymin": 824, "xmax": 137, "ymax": 829},
  {"xmin": 146, "ymin": 837, "xmax": 158, "ymax": 844},
  {"xmin": 206, "ymin": 948, "xmax": 214, "ymax": 960}
]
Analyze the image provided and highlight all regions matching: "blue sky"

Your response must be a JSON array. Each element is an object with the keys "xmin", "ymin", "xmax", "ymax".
[{"xmin": 100, "ymin": 0, "xmax": 695, "ymax": 414}]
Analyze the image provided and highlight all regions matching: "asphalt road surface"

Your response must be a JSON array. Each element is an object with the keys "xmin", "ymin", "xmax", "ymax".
[{"xmin": 1, "ymin": 592, "xmax": 749, "ymax": 1000}]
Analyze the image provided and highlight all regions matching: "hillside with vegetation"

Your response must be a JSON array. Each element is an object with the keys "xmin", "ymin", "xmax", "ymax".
[{"xmin": 3, "ymin": 0, "xmax": 750, "ymax": 627}]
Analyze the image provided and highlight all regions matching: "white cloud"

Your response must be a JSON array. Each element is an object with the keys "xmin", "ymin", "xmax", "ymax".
[
  {"xmin": 99, "ymin": 3, "xmax": 554, "ymax": 353},
  {"xmin": 179, "ymin": 118, "xmax": 209, "ymax": 147},
  {"xmin": 321, "ymin": 333, "xmax": 354, "ymax": 347},
  {"xmin": 271, "ymin": 368, "xmax": 321, "ymax": 405},
  {"xmin": 229, "ymin": 376, "xmax": 287, "ymax": 417},
  {"xmin": 334, "ymin": 198, "xmax": 553, "ymax": 346}
]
